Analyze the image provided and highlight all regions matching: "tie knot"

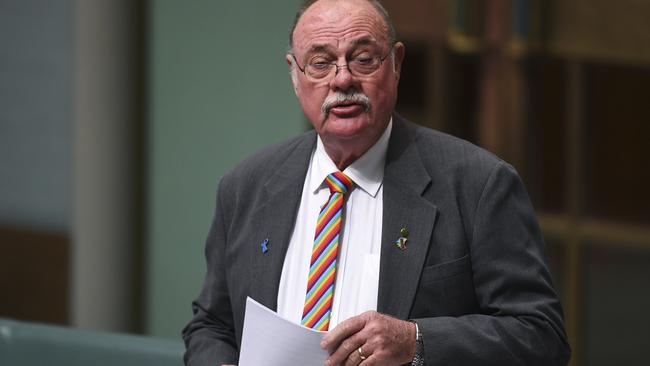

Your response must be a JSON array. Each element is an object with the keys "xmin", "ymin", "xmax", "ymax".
[{"xmin": 325, "ymin": 171, "xmax": 353, "ymax": 194}]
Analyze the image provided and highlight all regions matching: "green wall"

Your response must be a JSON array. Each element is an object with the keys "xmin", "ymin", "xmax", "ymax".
[{"xmin": 146, "ymin": 0, "xmax": 304, "ymax": 338}]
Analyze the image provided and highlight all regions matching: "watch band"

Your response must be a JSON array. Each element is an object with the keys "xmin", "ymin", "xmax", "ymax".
[{"xmin": 410, "ymin": 321, "xmax": 425, "ymax": 366}]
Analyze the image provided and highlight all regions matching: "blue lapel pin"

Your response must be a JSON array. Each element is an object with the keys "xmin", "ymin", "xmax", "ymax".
[{"xmin": 260, "ymin": 238, "xmax": 270, "ymax": 253}]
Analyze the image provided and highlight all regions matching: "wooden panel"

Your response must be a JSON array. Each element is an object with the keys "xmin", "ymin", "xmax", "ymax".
[
  {"xmin": 382, "ymin": 0, "xmax": 448, "ymax": 42},
  {"xmin": 444, "ymin": 52, "xmax": 480, "ymax": 144},
  {"xmin": 581, "ymin": 244, "xmax": 650, "ymax": 365},
  {"xmin": 396, "ymin": 41, "xmax": 432, "ymax": 125},
  {"xmin": 539, "ymin": 214, "xmax": 650, "ymax": 250},
  {"xmin": 526, "ymin": 58, "xmax": 567, "ymax": 213},
  {"xmin": 548, "ymin": 0, "xmax": 650, "ymax": 63},
  {"xmin": 584, "ymin": 63, "xmax": 650, "ymax": 225},
  {"xmin": 0, "ymin": 226, "xmax": 69, "ymax": 324}
]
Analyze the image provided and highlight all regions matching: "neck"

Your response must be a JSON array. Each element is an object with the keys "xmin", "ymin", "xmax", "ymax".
[
  {"xmin": 322, "ymin": 144, "xmax": 364, "ymax": 171},
  {"xmin": 320, "ymin": 125, "xmax": 388, "ymax": 170}
]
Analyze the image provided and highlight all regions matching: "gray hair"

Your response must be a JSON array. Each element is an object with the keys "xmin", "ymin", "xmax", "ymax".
[
  {"xmin": 321, "ymin": 91, "xmax": 371, "ymax": 115},
  {"xmin": 288, "ymin": 0, "xmax": 397, "ymax": 51}
]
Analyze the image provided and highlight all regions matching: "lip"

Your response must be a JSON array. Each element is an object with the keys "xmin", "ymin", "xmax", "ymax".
[{"xmin": 329, "ymin": 103, "xmax": 364, "ymax": 117}]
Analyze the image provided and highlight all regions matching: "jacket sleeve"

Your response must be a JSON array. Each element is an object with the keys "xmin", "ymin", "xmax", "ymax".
[
  {"xmin": 416, "ymin": 162, "xmax": 571, "ymax": 366},
  {"xmin": 182, "ymin": 179, "xmax": 239, "ymax": 366}
]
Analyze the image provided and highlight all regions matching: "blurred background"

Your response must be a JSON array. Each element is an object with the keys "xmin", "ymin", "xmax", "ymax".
[{"xmin": 0, "ymin": 1, "xmax": 648, "ymax": 365}]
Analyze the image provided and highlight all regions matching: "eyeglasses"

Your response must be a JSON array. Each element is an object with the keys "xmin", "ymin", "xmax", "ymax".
[{"xmin": 292, "ymin": 45, "xmax": 394, "ymax": 82}]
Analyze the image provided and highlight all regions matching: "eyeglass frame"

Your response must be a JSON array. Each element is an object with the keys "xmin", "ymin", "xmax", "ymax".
[{"xmin": 291, "ymin": 43, "xmax": 396, "ymax": 81}]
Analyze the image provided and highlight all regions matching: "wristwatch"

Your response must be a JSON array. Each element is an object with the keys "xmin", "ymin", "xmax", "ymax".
[{"xmin": 410, "ymin": 321, "xmax": 424, "ymax": 366}]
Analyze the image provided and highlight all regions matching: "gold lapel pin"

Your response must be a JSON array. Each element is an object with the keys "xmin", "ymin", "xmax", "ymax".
[{"xmin": 395, "ymin": 227, "xmax": 409, "ymax": 250}]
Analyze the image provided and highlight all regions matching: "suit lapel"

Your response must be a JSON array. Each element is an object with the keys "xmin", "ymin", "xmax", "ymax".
[
  {"xmin": 249, "ymin": 132, "xmax": 316, "ymax": 311},
  {"xmin": 377, "ymin": 117, "xmax": 438, "ymax": 319},
  {"xmin": 245, "ymin": 119, "xmax": 437, "ymax": 318}
]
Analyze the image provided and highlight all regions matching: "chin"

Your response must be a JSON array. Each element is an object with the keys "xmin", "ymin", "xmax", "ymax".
[{"xmin": 322, "ymin": 116, "xmax": 371, "ymax": 138}]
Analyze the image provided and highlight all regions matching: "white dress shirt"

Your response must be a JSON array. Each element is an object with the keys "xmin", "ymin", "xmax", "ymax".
[{"xmin": 277, "ymin": 120, "xmax": 392, "ymax": 329}]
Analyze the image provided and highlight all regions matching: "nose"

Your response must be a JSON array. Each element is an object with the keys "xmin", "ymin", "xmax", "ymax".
[{"xmin": 329, "ymin": 62, "xmax": 357, "ymax": 92}]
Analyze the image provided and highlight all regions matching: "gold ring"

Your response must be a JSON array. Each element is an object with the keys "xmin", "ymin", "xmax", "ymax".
[{"xmin": 357, "ymin": 347, "xmax": 367, "ymax": 361}]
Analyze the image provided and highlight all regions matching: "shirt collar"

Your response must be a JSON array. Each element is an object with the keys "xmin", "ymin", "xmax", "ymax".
[{"xmin": 311, "ymin": 118, "xmax": 392, "ymax": 198}]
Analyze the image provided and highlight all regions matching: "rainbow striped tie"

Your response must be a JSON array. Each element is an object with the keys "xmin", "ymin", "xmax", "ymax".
[{"xmin": 301, "ymin": 171, "xmax": 354, "ymax": 331}]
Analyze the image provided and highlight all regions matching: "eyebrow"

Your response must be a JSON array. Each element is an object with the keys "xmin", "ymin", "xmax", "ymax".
[
  {"xmin": 305, "ymin": 37, "xmax": 380, "ymax": 54},
  {"xmin": 350, "ymin": 37, "xmax": 379, "ymax": 47},
  {"xmin": 306, "ymin": 44, "xmax": 336, "ymax": 54}
]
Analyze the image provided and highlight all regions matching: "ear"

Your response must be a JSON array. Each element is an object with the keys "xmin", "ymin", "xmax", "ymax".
[
  {"xmin": 286, "ymin": 54, "xmax": 299, "ymax": 95},
  {"xmin": 392, "ymin": 42, "xmax": 406, "ymax": 79}
]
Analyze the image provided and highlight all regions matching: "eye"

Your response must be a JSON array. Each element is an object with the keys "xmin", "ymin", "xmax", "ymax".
[
  {"xmin": 354, "ymin": 56, "xmax": 374, "ymax": 65},
  {"xmin": 308, "ymin": 57, "xmax": 332, "ymax": 70},
  {"xmin": 311, "ymin": 62, "xmax": 330, "ymax": 70},
  {"xmin": 351, "ymin": 51, "xmax": 377, "ymax": 64}
]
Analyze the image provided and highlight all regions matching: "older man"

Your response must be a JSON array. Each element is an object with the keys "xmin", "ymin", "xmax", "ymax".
[{"xmin": 182, "ymin": 0, "xmax": 570, "ymax": 365}]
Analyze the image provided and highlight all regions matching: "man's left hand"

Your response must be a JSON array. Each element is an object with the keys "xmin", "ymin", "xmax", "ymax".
[{"xmin": 321, "ymin": 311, "xmax": 417, "ymax": 366}]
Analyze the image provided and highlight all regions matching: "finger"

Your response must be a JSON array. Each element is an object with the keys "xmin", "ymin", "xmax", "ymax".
[
  {"xmin": 357, "ymin": 353, "xmax": 379, "ymax": 366},
  {"xmin": 344, "ymin": 344, "xmax": 372, "ymax": 366},
  {"xmin": 327, "ymin": 332, "xmax": 368, "ymax": 366},
  {"xmin": 321, "ymin": 314, "xmax": 367, "ymax": 350}
]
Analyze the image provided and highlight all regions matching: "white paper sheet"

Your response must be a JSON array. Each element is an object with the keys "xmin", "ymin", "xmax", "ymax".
[{"xmin": 239, "ymin": 297, "xmax": 329, "ymax": 366}]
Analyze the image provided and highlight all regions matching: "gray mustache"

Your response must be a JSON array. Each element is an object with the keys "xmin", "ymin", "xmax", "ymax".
[{"xmin": 321, "ymin": 92, "xmax": 371, "ymax": 115}]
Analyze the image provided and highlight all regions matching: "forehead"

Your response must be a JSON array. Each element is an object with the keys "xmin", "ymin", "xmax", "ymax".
[{"xmin": 293, "ymin": 0, "xmax": 389, "ymax": 54}]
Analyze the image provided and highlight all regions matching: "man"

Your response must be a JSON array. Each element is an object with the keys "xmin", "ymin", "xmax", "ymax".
[{"xmin": 182, "ymin": 0, "xmax": 570, "ymax": 365}]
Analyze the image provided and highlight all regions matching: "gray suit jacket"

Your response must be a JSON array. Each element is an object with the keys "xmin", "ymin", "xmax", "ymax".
[{"xmin": 182, "ymin": 115, "xmax": 570, "ymax": 365}]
